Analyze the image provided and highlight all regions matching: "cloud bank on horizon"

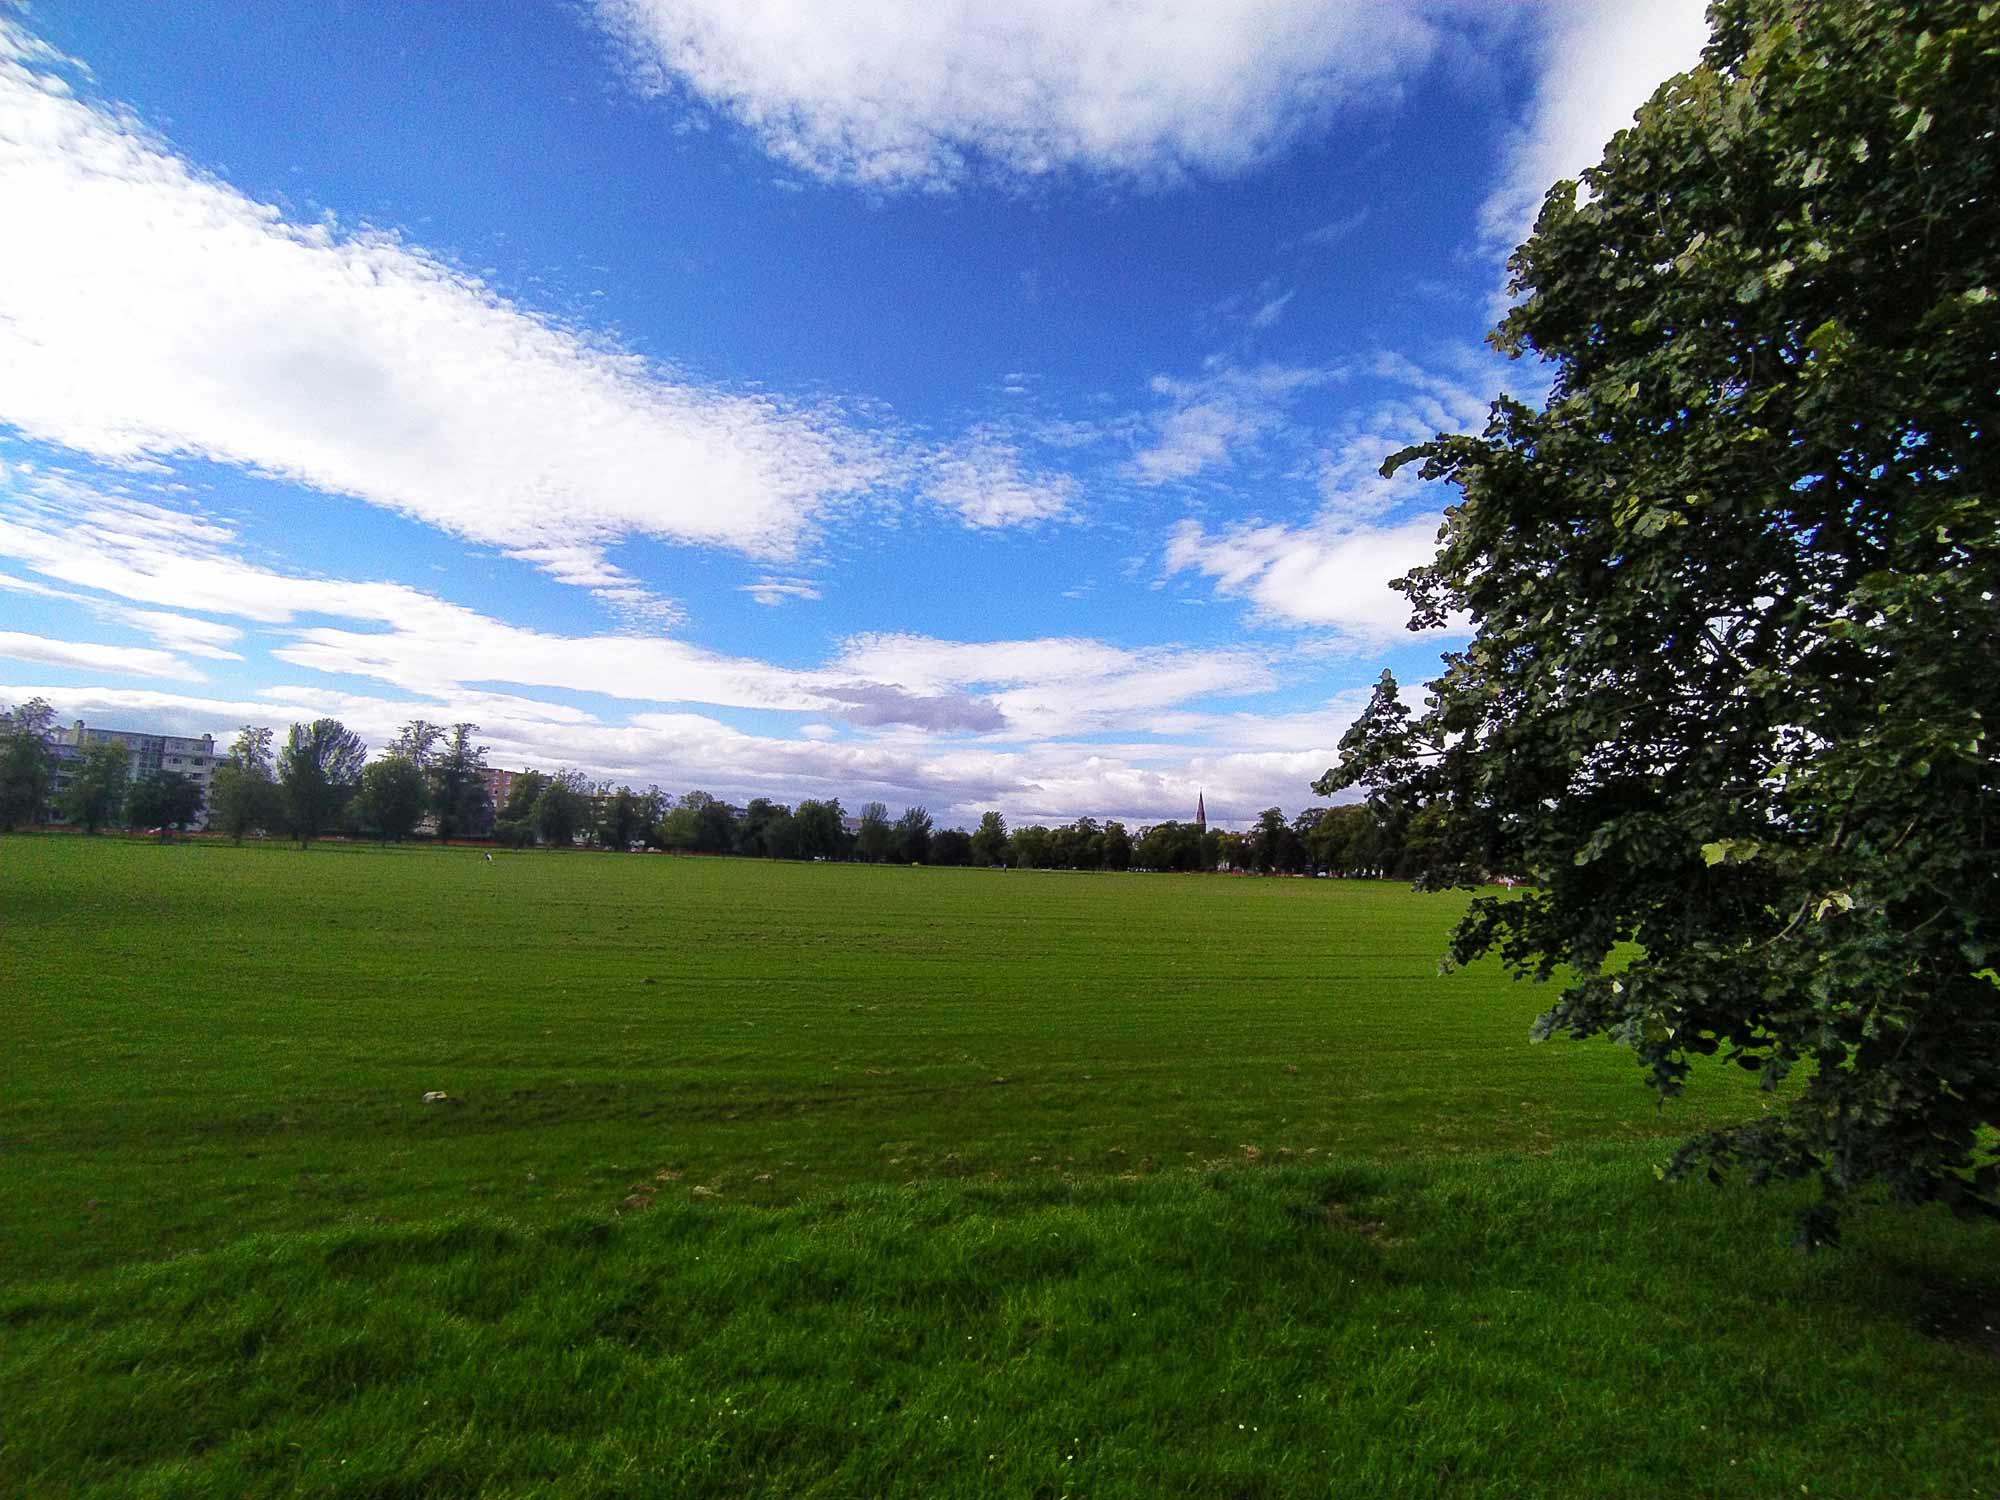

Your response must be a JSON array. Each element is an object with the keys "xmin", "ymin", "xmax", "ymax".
[{"xmin": 0, "ymin": 2, "xmax": 1707, "ymax": 827}]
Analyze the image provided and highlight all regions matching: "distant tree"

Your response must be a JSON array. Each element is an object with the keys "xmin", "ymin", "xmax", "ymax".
[
  {"xmin": 894, "ymin": 805, "xmax": 934, "ymax": 864},
  {"xmin": 491, "ymin": 818, "xmax": 535, "ymax": 849},
  {"xmin": 1215, "ymin": 830, "xmax": 1247, "ymax": 871},
  {"xmin": 855, "ymin": 801, "xmax": 894, "ymax": 862},
  {"xmin": 1247, "ymin": 807, "xmax": 1307, "ymax": 873},
  {"xmin": 738, "ymin": 797, "xmax": 785, "ymax": 856},
  {"xmin": 759, "ymin": 809, "xmax": 802, "ymax": 860},
  {"xmin": 430, "ymin": 723, "xmax": 491, "ymax": 839},
  {"xmin": 1291, "ymin": 808, "xmax": 1329, "ymax": 873},
  {"xmin": 60, "ymin": 741, "xmax": 129, "ymax": 834},
  {"xmin": 386, "ymin": 720, "xmax": 445, "ymax": 769},
  {"xmin": 229, "ymin": 725, "xmax": 275, "ymax": 774},
  {"xmin": 533, "ymin": 769, "xmax": 593, "ymax": 848},
  {"xmin": 209, "ymin": 725, "xmax": 281, "ymax": 842},
  {"xmin": 792, "ymin": 798, "xmax": 847, "ymax": 859},
  {"xmin": 0, "ymin": 698, "xmax": 55, "ymax": 831},
  {"xmin": 1134, "ymin": 820, "xmax": 1204, "ymax": 873},
  {"xmin": 1100, "ymin": 820, "xmax": 1132, "ymax": 872},
  {"xmin": 1009, "ymin": 824, "xmax": 1052, "ymax": 869},
  {"xmin": 125, "ymin": 770, "xmax": 202, "ymax": 840},
  {"xmin": 499, "ymin": 770, "xmax": 548, "ymax": 825},
  {"xmin": 969, "ymin": 810, "xmax": 1008, "ymax": 867},
  {"xmin": 598, "ymin": 785, "xmax": 650, "ymax": 850},
  {"xmin": 931, "ymin": 827, "xmax": 973, "ymax": 867},
  {"xmin": 278, "ymin": 719, "xmax": 366, "ymax": 847},
  {"xmin": 352, "ymin": 755, "xmax": 428, "ymax": 842}
]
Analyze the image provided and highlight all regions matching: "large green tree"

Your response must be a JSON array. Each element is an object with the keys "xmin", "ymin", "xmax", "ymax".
[
  {"xmin": 209, "ymin": 725, "xmax": 282, "ymax": 842},
  {"xmin": 893, "ymin": 805, "xmax": 933, "ymax": 864},
  {"xmin": 969, "ymin": 811, "xmax": 1008, "ymax": 868},
  {"xmin": 352, "ymin": 756, "xmax": 429, "ymax": 842},
  {"xmin": 854, "ymin": 801, "xmax": 894, "ymax": 863},
  {"xmin": 60, "ymin": 742, "xmax": 129, "ymax": 834},
  {"xmin": 0, "ymin": 698, "xmax": 55, "ymax": 831},
  {"xmin": 533, "ymin": 770, "xmax": 595, "ymax": 848},
  {"xmin": 1325, "ymin": 0, "xmax": 1998, "ymax": 1239},
  {"xmin": 430, "ymin": 723, "xmax": 491, "ymax": 839},
  {"xmin": 125, "ymin": 770, "xmax": 203, "ymax": 840},
  {"xmin": 278, "ymin": 719, "xmax": 366, "ymax": 847}
]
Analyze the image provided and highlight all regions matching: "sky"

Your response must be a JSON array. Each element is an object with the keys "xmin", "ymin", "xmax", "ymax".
[{"xmin": 0, "ymin": 0, "xmax": 1710, "ymax": 829}]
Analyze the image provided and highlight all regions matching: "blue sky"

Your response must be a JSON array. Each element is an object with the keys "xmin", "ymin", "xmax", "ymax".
[{"xmin": 0, "ymin": 1, "xmax": 1707, "ymax": 827}]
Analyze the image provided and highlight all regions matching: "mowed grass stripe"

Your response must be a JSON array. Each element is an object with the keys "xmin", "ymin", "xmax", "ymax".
[
  {"xmin": 7, "ymin": 839, "xmax": 1751, "ymax": 1280},
  {"xmin": 2, "ymin": 839, "xmax": 1996, "ymax": 1497}
]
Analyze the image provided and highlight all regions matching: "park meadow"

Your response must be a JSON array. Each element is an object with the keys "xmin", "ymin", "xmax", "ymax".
[{"xmin": 2, "ymin": 835, "xmax": 1995, "ymax": 1498}]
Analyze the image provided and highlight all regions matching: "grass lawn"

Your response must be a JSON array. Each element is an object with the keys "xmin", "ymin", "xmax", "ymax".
[{"xmin": 2, "ymin": 836, "xmax": 1995, "ymax": 1496}]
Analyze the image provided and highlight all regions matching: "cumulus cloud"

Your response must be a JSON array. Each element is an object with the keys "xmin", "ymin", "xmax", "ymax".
[
  {"xmin": 0, "ymin": 27, "xmax": 887, "ymax": 608},
  {"xmin": 1478, "ymin": 0, "xmax": 1710, "ymax": 262},
  {"xmin": 593, "ymin": 0, "xmax": 1455, "ymax": 190},
  {"xmin": 1161, "ymin": 514, "xmax": 1449, "ymax": 641}
]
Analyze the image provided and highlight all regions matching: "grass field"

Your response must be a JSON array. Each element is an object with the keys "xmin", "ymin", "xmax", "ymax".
[{"xmin": 2, "ymin": 837, "xmax": 1995, "ymax": 1497}]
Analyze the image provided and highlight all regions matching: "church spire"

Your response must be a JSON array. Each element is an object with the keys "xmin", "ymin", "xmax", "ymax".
[{"xmin": 1195, "ymin": 789, "xmax": 1207, "ymax": 833}]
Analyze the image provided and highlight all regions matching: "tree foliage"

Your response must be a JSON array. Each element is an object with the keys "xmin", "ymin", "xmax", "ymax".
[
  {"xmin": 278, "ymin": 719, "xmax": 366, "ymax": 847},
  {"xmin": 429, "ymin": 723, "xmax": 491, "ymax": 840},
  {"xmin": 893, "ymin": 805, "xmax": 933, "ymax": 864},
  {"xmin": 61, "ymin": 742, "xmax": 129, "ymax": 834},
  {"xmin": 0, "ymin": 698, "xmax": 55, "ymax": 831},
  {"xmin": 352, "ymin": 756, "xmax": 429, "ymax": 842},
  {"xmin": 532, "ymin": 769, "xmax": 594, "ymax": 848},
  {"xmin": 855, "ymin": 801, "xmax": 894, "ymax": 863},
  {"xmin": 125, "ymin": 770, "xmax": 203, "ymax": 839},
  {"xmin": 210, "ymin": 726, "xmax": 281, "ymax": 842},
  {"xmin": 969, "ymin": 811, "xmax": 1008, "ymax": 867},
  {"xmin": 1324, "ymin": 0, "xmax": 1999, "ymax": 1238}
]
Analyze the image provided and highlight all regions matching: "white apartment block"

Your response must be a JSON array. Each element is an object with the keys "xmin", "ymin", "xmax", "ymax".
[{"xmin": 49, "ymin": 720, "xmax": 225, "ymax": 829}]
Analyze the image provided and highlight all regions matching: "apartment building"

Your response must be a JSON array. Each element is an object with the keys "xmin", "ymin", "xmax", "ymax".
[{"xmin": 49, "ymin": 720, "xmax": 225, "ymax": 829}]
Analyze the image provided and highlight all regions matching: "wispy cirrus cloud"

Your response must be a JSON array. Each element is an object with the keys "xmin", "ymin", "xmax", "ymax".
[
  {"xmin": 0, "ymin": 631, "xmax": 205, "ymax": 681},
  {"xmin": 740, "ymin": 576, "xmax": 823, "ymax": 607},
  {"xmin": 1128, "ymin": 362, "xmax": 1335, "ymax": 486},
  {"xmin": 592, "ymin": 0, "xmax": 1460, "ymax": 191}
]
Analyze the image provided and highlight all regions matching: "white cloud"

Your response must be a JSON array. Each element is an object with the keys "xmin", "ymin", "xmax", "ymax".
[
  {"xmin": 0, "ymin": 570, "xmax": 244, "ymax": 659},
  {"xmin": 0, "ymin": 630, "xmax": 201, "ymax": 680},
  {"xmin": 1250, "ymin": 291, "xmax": 1295, "ymax": 329},
  {"xmin": 0, "ymin": 474, "xmax": 1274, "ymax": 740},
  {"xmin": 593, "ymin": 0, "xmax": 1453, "ymax": 190},
  {"xmin": 741, "ymin": 576, "xmax": 822, "ymax": 607},
  {"xmin": 1162, "ymin": 514, "xmax": 1449, "ymax": 640},
  {"xmin": 0, "ymin": 29, "xmax": 887, "ymax": 607},
  {"xmin": 1129, "ymin": 363, "xmax": 1333, "ymax": 485},
  {"xmin": 921, "ymin": 434, "xmax": 1075, "ymax": 528},
  {"xmin": 1478, "ymin": 0, "xmax": 1710, "ymax": 262},
  {"xmin": 1278, "ymin": 208, "xmax": 1369, "ymax": 254}
]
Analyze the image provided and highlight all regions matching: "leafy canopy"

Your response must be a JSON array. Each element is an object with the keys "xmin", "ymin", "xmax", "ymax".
[{"xmin": 1324, "ymin": 0, "xmax": 1999, "ymax": 1239}]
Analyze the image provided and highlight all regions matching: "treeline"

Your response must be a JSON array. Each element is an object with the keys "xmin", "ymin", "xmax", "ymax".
[{"xmin": 3, "ymin": 702, "xmax": 1435, "ymax": 877}]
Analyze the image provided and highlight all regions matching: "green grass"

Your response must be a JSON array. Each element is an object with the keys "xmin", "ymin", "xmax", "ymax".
[{"xmin": 2, "ymin": 837, "xmax": 1995, "ymax": 1497}]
